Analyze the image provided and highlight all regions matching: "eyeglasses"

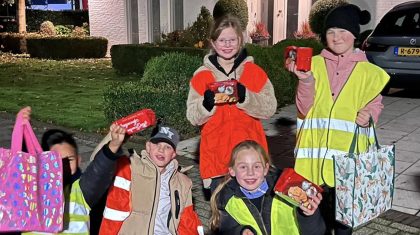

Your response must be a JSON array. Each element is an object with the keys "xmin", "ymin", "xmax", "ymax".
[{"xmin": 215, "ymin": 38, "xmax": 239, "ymax": 46}]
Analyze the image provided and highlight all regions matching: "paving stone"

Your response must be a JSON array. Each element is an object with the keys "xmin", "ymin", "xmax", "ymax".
[
  {"xmin": 367, "ymin": 223, "xmax": 399, "ymax": 234},
  {"xmin": 390, "ymin": 222, "xmax": 420, "ymax": 233},
  {"xmin": 354, "ymin": 226, "xmax": 377, "ymax": 235}
]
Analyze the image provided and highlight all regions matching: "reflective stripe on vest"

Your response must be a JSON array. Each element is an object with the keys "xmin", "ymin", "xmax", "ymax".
[
  {"xmin": 225, "ymin": 196, "xmax": 300, "ymax": 235},
  {"xmin": 294, "ymin": 56, "xmax": 390, "ymax": 186}
]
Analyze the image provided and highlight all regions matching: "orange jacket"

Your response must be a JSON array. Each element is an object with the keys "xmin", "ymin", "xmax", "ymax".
[
  {"xmin": 188, "ymin": 57, "xmax": 276, "ymax": 180},
  {"xmin": 100, "ymin": 152, "xmax": 202, "ymax": 235}
]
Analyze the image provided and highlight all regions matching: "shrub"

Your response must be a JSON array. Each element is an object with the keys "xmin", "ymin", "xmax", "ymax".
[
  {"xmin": 27, "ymin": 36, "xmax": 107, "ymax": 59},
  {"xmin": 26, "ymin": 9, "xmax": 88, "ymax": 32},
  {"xmin": 160, "ymin": 29, "xmax": 195, "ymax": 47},
  {"xmin": 0, "ymin": 32, "xmax": 27, "ymax": 53},
  {"xmin": 188, "ymin": 6, "xmax": 213, "ymax": 48},
  {"xmin": 309, "ymin": 0, "xmax": 348, "ymax": 35},
  {"xmin": 213, "ymin": 0, "xmax": 248, "ymax": 30},
  {"xmin": 39, "ymin": 21, "xmax": 56, "ymax": 36},
  {"xmin": 111, "ymin": 44, "xmax": 208, "ymax": 75},
  {"xmin": 249, "ymin": 22, "xmax": 270, "ymax": 41},
  {"xmin": 104, "ymin": 53, "xmax": 203, "ymax": 138},
  {"xmin": 142, "ymin": 52, "xmax": 202, "ymax": 91},
  {"xmin": 55, "ymin": 25, "xmax": 72, "ymax": 36}
]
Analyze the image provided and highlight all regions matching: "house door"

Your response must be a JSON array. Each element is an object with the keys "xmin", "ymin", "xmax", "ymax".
[{"xmin": 272, "ymin": 0, "xmax": 286, "ymax": 43}]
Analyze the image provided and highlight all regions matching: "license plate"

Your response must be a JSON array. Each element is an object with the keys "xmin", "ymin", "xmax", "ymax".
[{"xmin": 394, "ymin": 47, "xmax": 420, "ymax": 56}]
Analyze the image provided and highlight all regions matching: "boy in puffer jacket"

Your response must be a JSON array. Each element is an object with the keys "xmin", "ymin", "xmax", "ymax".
[{"xmin": 93, "ymin": 124, "xmax": 203, "ymax": 235}]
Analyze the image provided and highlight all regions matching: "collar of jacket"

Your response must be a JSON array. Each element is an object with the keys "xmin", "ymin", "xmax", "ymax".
[{"xmin": 202, "ymin": 48, "xmax": 253, "ymax": 80}]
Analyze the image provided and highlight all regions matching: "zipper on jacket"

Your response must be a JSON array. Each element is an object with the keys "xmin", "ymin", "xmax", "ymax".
[
  {"xmin": 147, "ymin": 159, "xmax": 159, "ymax": 235},
  {"xmin": 168, "ymin": 168, "xmax": 179, "ymax": 234},
  {"xmin": 244, "ymin": 197, "xmax": 268, "ymax": 235}
]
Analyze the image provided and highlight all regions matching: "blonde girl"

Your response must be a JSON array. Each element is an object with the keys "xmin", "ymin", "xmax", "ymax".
[{"xmin": 210, "ymin": 140, "xmax": 325, "ymax": 235}]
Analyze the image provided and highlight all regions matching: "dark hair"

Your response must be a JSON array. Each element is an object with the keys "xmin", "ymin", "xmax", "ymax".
[{"xmin": 41, "ymin": 129, "xmax": 78, "ymax": 153}]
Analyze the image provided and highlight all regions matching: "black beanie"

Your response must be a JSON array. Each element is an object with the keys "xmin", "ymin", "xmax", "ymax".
[{"xmin": 324, "ymin": 4, "xmax": 371, "ymax": 38}]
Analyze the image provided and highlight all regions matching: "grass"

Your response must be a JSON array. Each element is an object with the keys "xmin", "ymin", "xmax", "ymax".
[{"xmin": 0, "ymin": 53, "xmax": 140, "ymax": 133}]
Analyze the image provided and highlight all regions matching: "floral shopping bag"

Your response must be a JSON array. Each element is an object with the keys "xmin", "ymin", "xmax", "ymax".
[
  {"xmin": 0, "ymin": 112, "xmax": 64, "ymax": 232},
  {"xmin": 334, "ymin": 123, "xmax": 395, "ymax": 228}
]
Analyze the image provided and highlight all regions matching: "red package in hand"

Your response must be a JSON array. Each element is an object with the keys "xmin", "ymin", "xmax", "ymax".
[
  {"xmin": 208, "ymin": 80, "xmax": 239, "ymax": 104},
  {"xmin": 274, "ymin": 168, "xmax": 323, "ymax": 209},
  {"xmin": 114, "ymin": 109, "xmax": 157, "ymax": 135},
  {"xmin": 284, "ymin": 46, "xmax": 313, "ymax": 72}
]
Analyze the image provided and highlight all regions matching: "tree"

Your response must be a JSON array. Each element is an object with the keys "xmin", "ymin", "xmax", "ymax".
[{"xmin": 16, "ymin": 0, "xmax": 25, "ymax": 32}]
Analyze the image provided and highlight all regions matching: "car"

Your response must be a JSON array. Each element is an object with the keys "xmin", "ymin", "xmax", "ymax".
[{"xmin": 362, "ymin": 1, "xmax": 420, "ymax": 94}]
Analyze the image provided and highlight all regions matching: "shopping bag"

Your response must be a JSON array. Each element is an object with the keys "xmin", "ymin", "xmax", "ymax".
[
  {"xmin": 334, "ymin": 121, "xmax": 395, "ymax": 228},
  {"xmin": 0, "ymin": 112, "xmax": 64, "ymax": 232}
]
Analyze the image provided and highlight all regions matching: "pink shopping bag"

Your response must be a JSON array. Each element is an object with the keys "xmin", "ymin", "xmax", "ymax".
[{"xmin": 0, "ymin": 112, "xmax": 64, "ymax": 232}]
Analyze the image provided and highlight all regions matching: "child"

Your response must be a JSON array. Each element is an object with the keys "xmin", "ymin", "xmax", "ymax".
[
  {"xmin": 93, "ymin": 124, "xmax": 203, "ymax": 235},
  {"xmin": 209, "ymin": 140, "xmax": 325, "ymax": 235},
  {"xmin": 19, "ymin": 106, "xmax": 117, "ymax": 235},
  {"xmin": 286, "ymin": 4, "xmax": 390, "ymax": 235},
  {"xmin": 186, "ymin": 15, "xmax": 277, "ymax": 192}
]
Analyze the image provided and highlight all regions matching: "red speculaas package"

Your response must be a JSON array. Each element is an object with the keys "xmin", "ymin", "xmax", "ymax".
[
  {"xmin": 284, "ymin": 46, "xmax": 313, "ymax": 72},
  {"xmin": 207, "ymin": 80, "xmax": 239, "ymax": 104},
  {"xmin": 274, "ymin": 168, "xmax": 323, "ymax": 209},
  {"xmin": 114, "ymin": 109, "xmax": 156, "ymax": 135}
]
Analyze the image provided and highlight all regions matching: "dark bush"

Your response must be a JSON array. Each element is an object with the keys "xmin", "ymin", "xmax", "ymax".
[
  {"xmin": 111, "ymin": 44, "xmax": 208, "ymax": 75},
  {"xmin": 213, "ymin": 0, "xmax": 248, "ymax": 30},
  {"xmin": 309, "ymin": 0, "xmax": 348, "ymax": 35},
  {"xmin": 0, "ymin": 33, "xmax": 27, "ymax": 53},
  {"xmin": 27, "ymin": 36, "xmax": 107, "ymax": 59},
  {"xmin": 104, "ymin": 53, "xmax": 202, "ymax": 138}
]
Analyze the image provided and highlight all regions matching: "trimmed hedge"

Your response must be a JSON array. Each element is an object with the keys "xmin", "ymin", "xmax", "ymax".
[
  {"xmin": 104, "ymin": 52, "xmax": 202, "ymax": 138},
  {"xmin": 27, "ymin": 36, "xmax": 107, "ymax": 59},
  {"xmin": 0, "ymin": 33, "xmax": 27, "ymax": 54},
  {"xmin": 111, "ymin": 44, "xmax": 208, "ymax": 75}
]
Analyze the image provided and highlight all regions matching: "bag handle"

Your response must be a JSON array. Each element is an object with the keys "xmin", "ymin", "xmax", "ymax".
[
  {"xmin": 348, "ymin": 116, "xmax": 380, "ymax": 154},
  {"xmin": 11, "ymin": 111, "xmax": 43, "ymax": 154}
]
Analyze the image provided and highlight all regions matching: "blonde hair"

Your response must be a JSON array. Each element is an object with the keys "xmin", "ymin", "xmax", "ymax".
[
  {"xmin": 209, "ymin": 140, "xmax": 271, "ymax": 231},
  {"xmin": 210, "ymin": 14, "xmax": 244, "ymax": 47}
]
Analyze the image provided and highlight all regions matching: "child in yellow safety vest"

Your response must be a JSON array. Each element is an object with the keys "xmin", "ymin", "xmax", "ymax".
[{"xmin": 209, "ymin": 140, "xmax": 325, "ymax": 235}]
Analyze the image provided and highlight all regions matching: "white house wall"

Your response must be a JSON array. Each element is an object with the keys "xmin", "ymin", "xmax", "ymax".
[{"xmin": 88, "ymin": 0, "xmax": 128, "ymax": 55}]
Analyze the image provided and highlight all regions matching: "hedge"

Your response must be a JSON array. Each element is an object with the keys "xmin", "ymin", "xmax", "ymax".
[
  {"xmin": 110, "ymin": 44, "xmax": 208, "ymax": 75},
  {"xmin": 104, "ymin": 52, "xmax": 202, "ymax": 138},
  {"xmin": 27, "ymin": 36, "xmax": 107, "ymax": 59},
  {"xmin": 0, "ymin": 33, "xmax": 27, "ymax": 54}
]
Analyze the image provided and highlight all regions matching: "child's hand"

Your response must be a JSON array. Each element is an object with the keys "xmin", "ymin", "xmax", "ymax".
[
  {"xmin": 286, "ymin": 60, "xmax": 313, "ymax": 82},
  {"xmin": 108, "ymin": 124, "xmax": 126, "ymax": 153},
  {"xmin": 242, "ymin": 228, "xmax": 255, "ymax": 235},
  {"xmin": 356, "ymin": 107, "xmax": 371, "ymax": 127},
  {"xmin": 299, "ymin": 193, "xmax": 322, "ymax": 216},
  {"xmin": 19, "ymin": 106, "xmax": 32, "ymax": 124}
]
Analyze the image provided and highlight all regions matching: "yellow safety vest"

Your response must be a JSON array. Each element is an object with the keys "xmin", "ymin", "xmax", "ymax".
[
  {"xmin": 294, "ymin": 56, "xmax": 390, "ymax": 187},
  {"xmin": 225, "ymin": 196, "xmax": 300, "ymax": 235},
  {"xmin": 24, "ymin": 180, "xmax": 90, "ymax": 235}
]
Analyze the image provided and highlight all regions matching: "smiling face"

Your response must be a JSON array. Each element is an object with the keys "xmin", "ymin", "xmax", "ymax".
[
  {"xmin": 146, "ymin": 141, "xmax": 176, "ymax": 172},
  {"xmin": 326, "ymin": 27, "xmax": 355, "ymax": 55},
  {"xmin": 211, "ymin": 27, "xmax": 241, "ymax": 60},
  {"xmin": 229, "ymin": 148, "xmax": 269, "ymax": 192}
]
